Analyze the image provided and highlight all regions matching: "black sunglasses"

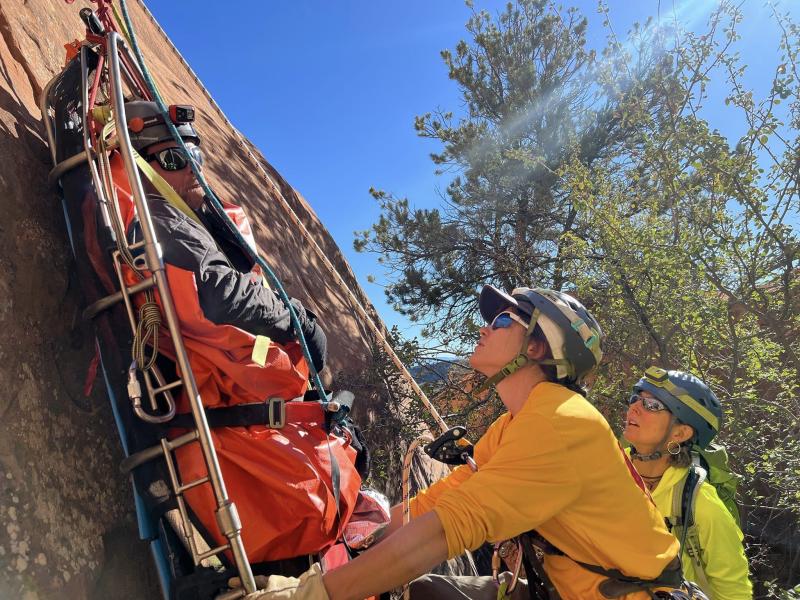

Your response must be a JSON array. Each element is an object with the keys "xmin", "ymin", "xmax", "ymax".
[
  {"xmin": 626, "ymin": 393, "xmax": 669, "ymax": 413},
  {"xmin": 143, "ymin": 145, "xmax": 203, "ymax": 171}
]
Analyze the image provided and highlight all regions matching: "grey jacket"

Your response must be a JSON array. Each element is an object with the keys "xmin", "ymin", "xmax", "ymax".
[{"xmin": 129, "ymin": 195, "xmax": 327, "ymax": 371}]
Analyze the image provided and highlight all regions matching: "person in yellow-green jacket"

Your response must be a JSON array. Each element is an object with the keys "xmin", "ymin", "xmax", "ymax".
[
  {"xmin": 623, "ymin": 368, "xmax": 752, "ymax": 599},
  {"xmin": 250, "ymin": 285, "xmax": 703, "ymax": 600}
]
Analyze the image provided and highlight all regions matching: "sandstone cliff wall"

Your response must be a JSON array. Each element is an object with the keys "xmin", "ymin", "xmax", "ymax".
[{"xmin": 0, "ymin": 1, "xmax": 384, "ymax": 597}]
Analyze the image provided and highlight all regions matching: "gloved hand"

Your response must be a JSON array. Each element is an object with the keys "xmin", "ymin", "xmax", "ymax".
[{"xmin": 241, "ymin": 563, "xmax": 330, "ymax": 600}]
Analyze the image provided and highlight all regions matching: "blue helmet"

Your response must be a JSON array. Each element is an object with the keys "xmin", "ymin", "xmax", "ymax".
[{"xmin": 633, "ymin": 367, "xmax": 722, "ymax": 448}]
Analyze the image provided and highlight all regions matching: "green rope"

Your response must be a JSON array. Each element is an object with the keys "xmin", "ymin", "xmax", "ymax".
[{"xmin": 117, "ymin": 0, "xmax": 327, "ymax": 396}]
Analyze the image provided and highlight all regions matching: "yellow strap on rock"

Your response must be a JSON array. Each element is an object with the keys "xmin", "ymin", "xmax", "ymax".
[
  {"xmin": 132, "ymin": 149, "xmax": 203, "ymax": 226},
  {"xmin": 252, "ymin": 336, "xmax": 271, "ymax": 367}
]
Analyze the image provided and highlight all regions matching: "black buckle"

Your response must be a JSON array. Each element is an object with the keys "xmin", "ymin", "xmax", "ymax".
[
  {"xmin": 424, "ymin": 426, "xmax": 474, "ymax": 465},
  {"xmin": 268, "ymin": 398, "xmax": 285, "ymax": 429}
]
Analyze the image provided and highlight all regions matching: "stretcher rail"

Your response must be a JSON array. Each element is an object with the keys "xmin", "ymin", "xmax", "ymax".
[{"xmin": 40, "ymin": 30, "xmax": 257, "ymax": 596}]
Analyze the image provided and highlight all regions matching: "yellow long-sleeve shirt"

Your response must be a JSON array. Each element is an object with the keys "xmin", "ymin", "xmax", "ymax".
[
  {"xmin": 410, "ymin": 382, "xmax": 680, "ymax": 600},
  {"xmin": 649, "ymin": 465, "xmax": 752, "ymax": 600}
]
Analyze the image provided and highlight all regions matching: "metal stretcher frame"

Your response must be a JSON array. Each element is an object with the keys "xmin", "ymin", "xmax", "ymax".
[{"xmin": 40, "ymin": 31, "xmax": 257, "ymax": 599}]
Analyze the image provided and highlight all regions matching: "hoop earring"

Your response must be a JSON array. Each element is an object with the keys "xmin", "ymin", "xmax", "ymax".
[{"xmin": 666, "ymin": 440, "xmax": 681, "ymax": 456}]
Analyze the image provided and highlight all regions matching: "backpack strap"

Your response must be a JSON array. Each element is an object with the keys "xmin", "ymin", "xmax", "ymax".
[{"xmin": 670, "ymin": 460, "xmax": 709, "ymax": 586}]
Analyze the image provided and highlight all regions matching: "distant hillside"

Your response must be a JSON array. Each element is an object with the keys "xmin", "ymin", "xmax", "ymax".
[{"xmin": 410, "ymin": 358, "xmax": 470, "ymax": 385}]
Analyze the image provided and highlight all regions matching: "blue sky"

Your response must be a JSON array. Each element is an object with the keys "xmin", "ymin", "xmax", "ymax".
[{"xmin": 145, "ymin": 0, "xmax": 799, "ymax": 339}]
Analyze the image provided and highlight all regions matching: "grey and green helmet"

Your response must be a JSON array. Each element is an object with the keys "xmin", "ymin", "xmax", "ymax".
[
  {"xmin": 479, "ymin": 285, "xmax": 603, "ymax": 386},
  {"xmin": 633, "ymin": 367, "xmax": 722, "ymax": 448},
  {"xmin": 124, "ymin": 100, "xmax": 200, "ymax": 152}
]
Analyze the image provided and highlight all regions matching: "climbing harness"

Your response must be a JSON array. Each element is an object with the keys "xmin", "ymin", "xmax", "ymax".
[
  {"xmin": 492, "ymin": 539, "xmax": 523, "ymax": 598},
  {"xmin": 518, "ymin": 532, "xmax": 710, "ymax": 600}
]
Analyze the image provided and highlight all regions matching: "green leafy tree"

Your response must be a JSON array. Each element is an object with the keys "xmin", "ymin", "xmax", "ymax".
[
  {"xmin": 355, "ymin": 0, "xmax": 678, "ymax": 350},
  {"xmin": 358, "ymin": 1, "xmax": 799, "ymax": 594}
]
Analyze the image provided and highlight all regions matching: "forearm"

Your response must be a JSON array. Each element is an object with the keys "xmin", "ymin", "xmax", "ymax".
[
  {"xmin": 322, "ymin": 511, "xmax": 448, "ymax": 600},
  {"xmin": 377, "ymin": 503, "xmax": 406, "ymax": 541},
  {"xmin": 198, "ymin": 272, "xmax": 326, "ymax": 368},
  {"xmin": 198, "ymin": 270, "xmax": 292, "ymax": 341}
]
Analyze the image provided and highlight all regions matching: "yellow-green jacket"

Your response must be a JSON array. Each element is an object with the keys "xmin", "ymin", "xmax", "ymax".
[{"xmin": 649, "ymin": 464, "xmax": 753, "ymax": 600}]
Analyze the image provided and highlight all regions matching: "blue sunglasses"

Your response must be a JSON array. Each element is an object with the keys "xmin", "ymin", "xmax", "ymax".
[{"xmin": 489, "ymin": 311, "xmax": 530, "ymax": 330}]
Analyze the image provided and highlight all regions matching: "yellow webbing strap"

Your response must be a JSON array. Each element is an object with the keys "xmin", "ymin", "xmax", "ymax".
[
  {"xmin": 496, "ymin": 580, "xmax": 510, "ymax": 600},
  {"xmin": 132, "ymin": 149, "xmax": 203, "ymax": 226},
  {"xmin": 111, "ymin": 3, "xmax": 133, "ymax": 47},
  {"xmin": 676, "ymin": 392, "xmax": 720, "ymax": 432},
  {"xmin": 252, "ymin": 336, "xmax": 271, "ymax": 367}
]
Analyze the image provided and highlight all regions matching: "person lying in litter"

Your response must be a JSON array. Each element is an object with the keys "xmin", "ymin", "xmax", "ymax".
[
  {"xmin": 115, "ymin": 100, "xmax": 364, "ymax": 566},
  {"xmin": 124, "ymin": 100, "xmax": 326, "ymax": 371},
  {"xmin": 250, "ymin": 285, "xmax": 706, "ymax": 600}
]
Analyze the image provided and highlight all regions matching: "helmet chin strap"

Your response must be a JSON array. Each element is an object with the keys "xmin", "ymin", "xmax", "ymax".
[{"xmin": 473, "ymin": 308, "xmax": 572, "ymax": 393}]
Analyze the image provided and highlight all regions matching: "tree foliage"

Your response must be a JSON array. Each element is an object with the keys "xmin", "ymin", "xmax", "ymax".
[{"xmin": 357, "ymin": 1, "xmax": 799, "ymax": 594}]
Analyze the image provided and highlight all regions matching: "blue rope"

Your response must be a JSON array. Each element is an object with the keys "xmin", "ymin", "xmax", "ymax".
[{"xmin": 117, "ymin": 0, "xmax": 327, "ymax": 398}]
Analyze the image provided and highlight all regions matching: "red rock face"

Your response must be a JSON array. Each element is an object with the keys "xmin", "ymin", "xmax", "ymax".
[{"xmin": 0, "ymin": 1, "xmax": 380, "ymax": 597}]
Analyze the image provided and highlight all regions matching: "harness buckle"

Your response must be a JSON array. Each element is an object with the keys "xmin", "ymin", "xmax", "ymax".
[{"xmin": 267, "ymin": 397, "xmax": 286, "ymax": 429}]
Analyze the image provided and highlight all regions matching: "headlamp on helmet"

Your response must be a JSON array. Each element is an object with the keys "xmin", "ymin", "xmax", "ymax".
[
  {"xmin": 124, "ymin": 100, "xmax": 200, "ymax": 153},
  {"xmin": 169, "ymin": 104, "xmax": 195, "ymax": 124}
]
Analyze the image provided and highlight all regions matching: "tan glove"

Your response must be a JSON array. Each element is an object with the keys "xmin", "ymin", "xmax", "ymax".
[{"xmin": 244, "ymin": 563, "xmax": 330, "ymax": 600}]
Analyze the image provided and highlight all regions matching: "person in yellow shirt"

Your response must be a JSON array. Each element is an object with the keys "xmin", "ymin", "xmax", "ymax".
[
  {"xmin": 623, "ymin": 368, "xmax": 752, "ymax": 600},
  {"xmin": 251, "ymin": 285, "xmax": 690, "ymax": 600}
]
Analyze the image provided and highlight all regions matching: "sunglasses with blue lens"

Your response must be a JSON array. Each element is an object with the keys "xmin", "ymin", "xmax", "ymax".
[
  {"xmin": 144, "ymin": 144, "xmax": 203, "ymax": 171},
  {"xmin": 489, "ymin": 311, "xmax": 530, "ymax": 330},
  {"xmin": 627, "ymin": 393, "xmax": 669, "ymax": 412}
]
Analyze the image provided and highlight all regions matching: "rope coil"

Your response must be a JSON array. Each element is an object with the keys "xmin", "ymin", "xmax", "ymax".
[{"xmin": 133, "ymin": 296, "xmax": 161, "ymax": 370}]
